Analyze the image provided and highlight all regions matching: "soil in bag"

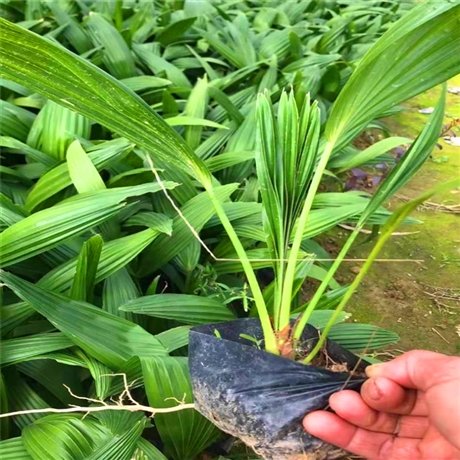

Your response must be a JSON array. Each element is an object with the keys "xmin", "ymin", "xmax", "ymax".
[{"xmin": 189, "ymin": 318, "xmax": 369, "ymax": 460}]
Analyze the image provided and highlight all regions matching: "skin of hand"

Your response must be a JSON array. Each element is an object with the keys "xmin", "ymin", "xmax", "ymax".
[{"xmin": 303, "ymin": 350, "xmax": 460, "ymax": 459}]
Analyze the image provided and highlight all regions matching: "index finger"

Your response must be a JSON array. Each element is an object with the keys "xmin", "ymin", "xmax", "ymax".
[{"xmin": 303, "ymin": 411, "xmax": 421, "ymax": 459}]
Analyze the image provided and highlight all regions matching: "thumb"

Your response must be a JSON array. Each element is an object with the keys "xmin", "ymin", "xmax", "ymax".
[
  {"xmin": 365, "ymin": 350, "xmax": 460, "ymax": 392},
  {"xmin": 366, "ymin": 350, "xmax": 460, "ymax": 449}
]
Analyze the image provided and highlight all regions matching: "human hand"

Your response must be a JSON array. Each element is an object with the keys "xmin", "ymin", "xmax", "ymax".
[{"xmin": 303, "ymin": 350, "xmax": 460, "ymax": 459}]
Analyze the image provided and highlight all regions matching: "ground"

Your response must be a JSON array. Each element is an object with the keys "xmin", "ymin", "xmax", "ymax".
[{"xmin": 336, "ymin": 76, "xmax": 460, "ymax": 356}]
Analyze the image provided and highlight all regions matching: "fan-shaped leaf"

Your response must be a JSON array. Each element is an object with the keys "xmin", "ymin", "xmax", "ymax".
[
  {"xmin": 0, "ymin": 437, "xmax": 33, "ymax": 459},
  {"xmin": 141, "ymin": 357, "xmax": 219, "ymax": 460},
  {"xmin": 1, "ymin": 333, "xmax": 73, "ymax": 366},
  {"xmin": 23, "ymin": 415, "xmax": 111, "ymax": 460},
  {"xmin": 0, "ymin": 19, "xmax": 210, "ymax": 185},
  {"xmin": 120, "ymin": 294, "xmax": 235, "ymax": 325},
  {"xmin": 326, "ymin": 1, "xmax": 460, "ymax": 146},
  {"xmin": 1, "ymin": 183, "xmax": 174, "ymax": 268},
  {"xmin": 328, "ymin": 323, "xmax": 400, "ymax": 352},
  {"xmin": 39, "ymin": 228, "xmax": 162, "ymax": 293},
  {"xmin": 138, "ymin": 184, "xmax": 238, "ymax": 275},
  {"xmin": 0, "ymin": 272, "xmax": 167, "ymax": 369},
  {"xmin": 25, "ymin": 138, "xmax": 133, "ymax": 211},
  {"xmin": 70, "ymin": 235, "xmax": 103, "ymax": 303}
]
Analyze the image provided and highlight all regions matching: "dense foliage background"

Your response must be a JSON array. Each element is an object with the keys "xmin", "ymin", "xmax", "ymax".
[{"xmin": 3, "ymin": 0, "xmax": 458, "ymax": 458}]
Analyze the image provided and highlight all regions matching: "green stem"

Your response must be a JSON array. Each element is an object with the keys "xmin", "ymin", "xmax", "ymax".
[
  {"xmin": 278, "ymin": 141, "xmax": 335, "ymax": 331},
  {"xmin": 273, "ymin": 235, "xmax": 286, "ymax": 331},
  {"xmin": 184, "ymin": 270, "xmax": 192, "ymax": 293},
  {"xmin": 206, "ymin": 187, "xmax": 279, "ymax": 355},
  {"xmin": 302, "ymin": 217, "xmax": 395, "ymax": 363},
  {"xmin": 292, "ymin": 226, "xmax": 361, "ymax": 342}
]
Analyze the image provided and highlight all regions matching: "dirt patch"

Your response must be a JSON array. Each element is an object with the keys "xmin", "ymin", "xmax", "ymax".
[
  {"xmin": 331, "ymin": 227, "xmax": 460, "ymax": 355},
  {"xmin": 352, "ymin": 130, "xmax": 381, "ymax": 151}
]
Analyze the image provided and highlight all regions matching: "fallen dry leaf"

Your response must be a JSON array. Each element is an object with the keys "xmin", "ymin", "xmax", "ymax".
[
  {"xmin": 418, "ymin": 107, "xmax": 435, "ymax": 114},
  {"xmin": 447, "ymin": 86, "xmax": 460, "ymax": 95},
  {"xmin": 444, "ymin": 136, "xmax": 460, "ymax": 147}
]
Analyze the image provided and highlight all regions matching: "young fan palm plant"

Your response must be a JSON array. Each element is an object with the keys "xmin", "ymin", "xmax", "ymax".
[{"xmin": 1, "ymin": 0, "xmax": 460, "ymax": 459}]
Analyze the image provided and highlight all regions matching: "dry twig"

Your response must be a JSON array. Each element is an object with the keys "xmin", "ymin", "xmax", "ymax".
[
  {"xmin": 0, "ymin": 373, "xmax": 195, "ymax": 420},
  {"xmin": 339, "ymin": 223, "xmax": 420, "ymax": 236},
  {"xmin": 420, "ymin": 282, "xmax": 460, "ymax": 313},
  {"xmin": 396, "ymin": 195, "xmax": 460, "ymax": 214},
  {"xmin": 431, "ymin": 327, "xmax": 450, "ymax": 344}
]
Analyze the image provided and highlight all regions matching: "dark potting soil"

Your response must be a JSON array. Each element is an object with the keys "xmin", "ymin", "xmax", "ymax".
[{"xmin": 293, "ymin": 336, "xmax": 367, "ymax": 378}]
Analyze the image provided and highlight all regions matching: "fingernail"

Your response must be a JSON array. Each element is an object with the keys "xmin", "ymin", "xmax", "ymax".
[
  {"xmin": 365, "ymin": 363, "xmax": 384, "ymax": 378},
  {"xmin": 367, "ymin": 379, "xmax": 383, "ymax": 401}
]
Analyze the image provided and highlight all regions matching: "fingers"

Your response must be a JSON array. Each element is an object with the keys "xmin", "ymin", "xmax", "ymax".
[
  {"xmin": 303, "ymin": 411, "xmax": 421, "ymax": 459},
  {"xmin": 365, "ymin": 350, "xmax": 460, "ymax": 392},
  {"xmin": 361, "ymin": 377, "xmax": 427, "ymax": 416},
  {"xmin": 303, "ymin": 352, "xmax": 460, "ymax": 458},
  {"xmin": 365, "ymin": 352, "xmax": 460, "ymax": 450},
  {"xmin": 329, "ymin": 390, "xmax": 429, "ymax": 438}
]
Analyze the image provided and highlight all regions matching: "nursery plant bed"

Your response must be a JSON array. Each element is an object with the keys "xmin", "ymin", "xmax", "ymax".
[{"xmin": 189, "ymin": 318, "xmax": 368, "ymax": 460}]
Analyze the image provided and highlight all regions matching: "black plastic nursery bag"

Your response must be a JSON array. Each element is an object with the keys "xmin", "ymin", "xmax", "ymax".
[{"xmin": 189, "ymin": 318, "xmax": 368, "ymax": 460}]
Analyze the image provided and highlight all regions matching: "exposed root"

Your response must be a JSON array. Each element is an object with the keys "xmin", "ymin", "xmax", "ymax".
[{"xmin": 0, "ymin": 373, "xmax": 194, "ymax": 419}]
